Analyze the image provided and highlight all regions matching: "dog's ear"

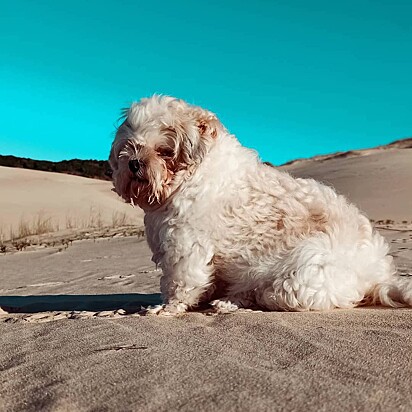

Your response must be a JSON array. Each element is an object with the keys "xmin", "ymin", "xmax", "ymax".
[
  {"xmin": 196, "ymin": 111, "xmax": 220, "ymax": 141},
  {"xmin": 183, "ymin": 108, "xmax": 221, "ymax": 165},
  {"xmin": 168, "ymin": 107, "xmax": 220, "ymax": 168}
]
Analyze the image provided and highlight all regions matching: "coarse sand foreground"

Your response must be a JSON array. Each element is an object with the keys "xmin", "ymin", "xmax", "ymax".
[
  {"xmin": 0, "ymin": 232, "xmax": 412, "ymax": 411},
  {"xmin": 1, "ymin": 305, "xmax": 412, "ymax": 411}
]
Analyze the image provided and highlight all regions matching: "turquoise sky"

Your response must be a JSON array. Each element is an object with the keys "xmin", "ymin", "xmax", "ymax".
[{"xmin": 1, "ymin": 0, "xmax": 411, "ymax": 164}]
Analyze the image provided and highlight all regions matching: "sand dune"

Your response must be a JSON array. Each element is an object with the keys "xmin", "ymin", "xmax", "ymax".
[
  {"xmin": 281, "ymin": 147, "xmax": 412, "ymax": 222},
  {"xmin": 0, "ymin": 166, "xmax": 143, "ymax": 241},
  {"xmin": 1, "ymin": 146, "xmax": 412, "ymax": 411}
]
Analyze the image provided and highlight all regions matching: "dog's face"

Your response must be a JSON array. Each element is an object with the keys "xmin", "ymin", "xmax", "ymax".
[{"xmin": 109, "ymin": 96, "xmax": 221, "ymax": 210}]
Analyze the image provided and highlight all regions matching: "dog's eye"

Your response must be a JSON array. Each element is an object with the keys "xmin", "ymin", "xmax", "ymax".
[{"xmin": 157, "ymin": 148, "xmax": 174, "ymax": 159}]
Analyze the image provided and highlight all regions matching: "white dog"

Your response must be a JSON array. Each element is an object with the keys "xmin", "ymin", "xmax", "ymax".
[{"xmin": 109, "ymin": 95, "xmax": 412, "ymax": 314}]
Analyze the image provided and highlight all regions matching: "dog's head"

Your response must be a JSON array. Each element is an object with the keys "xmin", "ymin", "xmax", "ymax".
[{"xmin": 109, "ymin": 96, "xmax": 221, "ymax": 210}]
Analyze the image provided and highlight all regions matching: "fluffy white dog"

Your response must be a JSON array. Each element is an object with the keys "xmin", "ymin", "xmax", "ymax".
[{"xmin": 109, "ymin": 95, "xmax": 412, "ymax": 314}]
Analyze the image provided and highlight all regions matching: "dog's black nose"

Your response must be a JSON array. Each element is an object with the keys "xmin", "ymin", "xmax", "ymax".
[{"xmin": 128, "ymin": 159, "xmax": 140, "ymax": 174}]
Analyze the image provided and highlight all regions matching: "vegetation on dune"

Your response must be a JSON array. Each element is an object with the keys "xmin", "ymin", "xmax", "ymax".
[
  {"xmin": 0, "ymin": 155, "xmax": 112, "ymax": 180},
  {"xmin": 0, "ymin": 209, "xmax": 143, "ymax": 253}
]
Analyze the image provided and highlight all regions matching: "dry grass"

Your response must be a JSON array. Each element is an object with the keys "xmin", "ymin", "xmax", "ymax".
[
  {"xmin": 0, "ymin": 208, "xmax": 137, "ymax": 247},
  {"xmin": 63, "ymin": 207, "xmax": 127, "ymax": 232},
  {"xmin": 111, "ymin": 211, "xmax": 129, "ymax": 227},
  {"xmin": 87, "ymin": 206, "xmax": 104, "ymax": 230},
  {"xmin": 8, "ymin": 211, "xmax": 59, "ymax": 240}
]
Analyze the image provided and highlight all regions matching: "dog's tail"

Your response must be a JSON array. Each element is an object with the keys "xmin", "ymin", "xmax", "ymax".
[
  {"xmin": 359, "ymin": 231, "xmax": 412, "ymax": 308},
  {"xmin": 371, "ymin": 275, "xmax": 412, "ymax": 308},
  {"xmin": 299, "ymin": 225, "xmax": 412, "ymax": 309}
]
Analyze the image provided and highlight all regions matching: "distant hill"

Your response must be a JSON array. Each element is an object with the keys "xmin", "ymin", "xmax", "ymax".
[
  {"xmin": 280, "ymin": 137, "xmax": 412, "ymax": 167},
  {"xmin": 1, "ymin": 137, "xmax": 410, "ymax": 180},
  {"xmin": 0, "ymin": 155, "xmax": 112, "ymax": 180}
]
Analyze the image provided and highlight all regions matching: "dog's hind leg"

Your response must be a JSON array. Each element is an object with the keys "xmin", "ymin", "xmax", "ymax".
[{"xmin": 257, "ymin": 229, "xmax": 397, "ymax": 311}]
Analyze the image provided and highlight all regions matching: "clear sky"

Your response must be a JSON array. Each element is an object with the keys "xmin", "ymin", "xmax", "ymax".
[{"xmin": 1, "ymin": 0, "xmax": 411, "ymax": 165}]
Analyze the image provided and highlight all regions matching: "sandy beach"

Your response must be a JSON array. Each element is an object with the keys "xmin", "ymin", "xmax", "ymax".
[{"xmin": 1, "ymin": 144, "xmax": 411, "ymax": 411}]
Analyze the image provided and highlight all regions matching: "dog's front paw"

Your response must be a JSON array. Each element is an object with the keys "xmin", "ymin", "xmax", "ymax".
[
  {"xmin": 144, "ymin": 304, "xmax": 166, "ymax": 315},
  {"xmin": 143, "ymin": 302, "xmax": 187, "ymax": 317},
  {"xmin": 210, "ymin": 299, "xmax": 240, "ymax": 313}
]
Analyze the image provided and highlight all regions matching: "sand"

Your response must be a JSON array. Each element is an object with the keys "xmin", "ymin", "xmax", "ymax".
[
  {"xmin": 0, "ymin": 166, "xmax": 143, "ymax": 241},
  {"xmin": 1, "ymin": 146, "xmax": 412, "ymax": 411},
  {"xmin": 281, "ymin": 147, "xmax": 412, "ymax": 222}
]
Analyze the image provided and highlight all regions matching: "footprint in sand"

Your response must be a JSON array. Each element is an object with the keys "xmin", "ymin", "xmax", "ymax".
[
  {"xmin": 391, "ymin": 238, "xmax": 409, "ymax": 244},
  {"xmin": 97, "ymin": 274, "xmax": 138, "ymax": 286},
  {"xmin": 94, "ymin": 344, "xmax": 148, "ymax": 352},
  {"xmin": 98, "ymin": 274, "xmax": 135, "ymax": 280},
  {"xmin": 0, "ymin": 311, "xmax": 69, "ymax": 324},
  {"xmin": 0, "ymin": 308, "xmax": 137, "ymax": 324},
  {"xmin": 98, "ymin": 269, "xmax": 160, "ymax": 284},
  {"xmin": 26, "ymin": 281, "xmax": 66, "ymax": 288},
  {"xmin": 80, "ymin": 256, "xmax": 110, "ymax": 262},
  {"xmin": 0, "ymin": 281, "xmax": 66, "ymax": 293}
]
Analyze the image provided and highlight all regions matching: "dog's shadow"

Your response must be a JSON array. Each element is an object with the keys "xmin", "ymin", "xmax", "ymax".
[{"xmin": 0, "ymin": 293, "xmax": 162, "ymax": 314}]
